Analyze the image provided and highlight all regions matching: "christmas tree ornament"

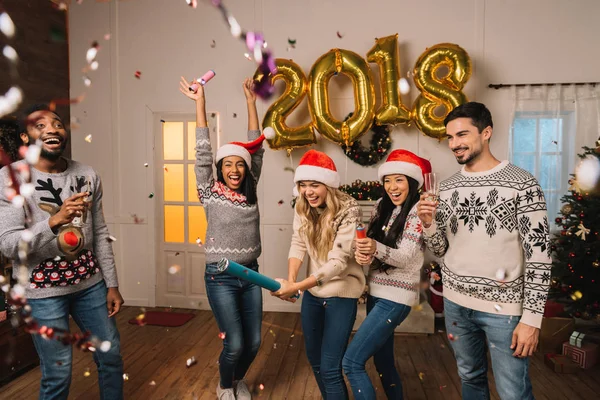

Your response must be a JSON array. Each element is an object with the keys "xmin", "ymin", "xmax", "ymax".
[
  {"xmin": 575, "ymin": 223, "xmax": 590, "ymax": 241},
  {"xmin": 561, "ymin": 204, "xmax": 573, "ymax": 215}
]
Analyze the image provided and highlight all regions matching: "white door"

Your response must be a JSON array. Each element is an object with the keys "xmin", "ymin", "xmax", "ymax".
[{"xmin": 154, "ymin": 112, "xmax": 220, "ymax": 310}]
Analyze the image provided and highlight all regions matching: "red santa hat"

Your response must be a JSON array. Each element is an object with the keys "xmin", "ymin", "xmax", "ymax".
[
  {"xmin": 215, "ymin": 127, "xmax": 275, "ymax": 166},
  {"xmin": 294, "ymin": 150, "xmax": 340, "ymax": 188},
  {"xmin": 377, "ymin": 149, "xmax": 430, "ymax": 187}
]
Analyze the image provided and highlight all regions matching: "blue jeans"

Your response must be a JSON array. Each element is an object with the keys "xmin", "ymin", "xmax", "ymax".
[
  {"xmin": 301, "ymin": 290, "xmax": 357, "ymax": 400},
  {"xmin": 444, "ymin": 298, "xmax": 534, "ymax": 400},
  {"xmin": 205, "ymin": 260, "xmax": 263, "ymax": 389},
  {"xmin": 27, "ymin": 280, "xmax": 123, "ymax": 400},
  {"xmin": 343, "ymin": 295, "xmax": 411, "ymax": 400}
]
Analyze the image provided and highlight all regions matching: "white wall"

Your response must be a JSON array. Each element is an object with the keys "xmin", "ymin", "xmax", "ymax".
[{"xmin": 68, "ymin": 0, "xmax": 600, "ymax": 309}]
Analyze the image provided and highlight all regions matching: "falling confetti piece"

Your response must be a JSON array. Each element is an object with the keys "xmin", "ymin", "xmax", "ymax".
[
  {"xmin": 3, "ymin": 45, "xmax": 17, "ymax": 62},
  {"xmin": 186, "ymin": 356, "xmax": 197, "ymax": 367},
  {"xmin": 571, "ymin": 290, "xmax": 583, "ymax": 301},
  {"xmin": 149, "ymin": 381, "xmax": 156, "ymax": 386},
  {"xmin": 440, "ymin": 385, "xmax": 447, "ymax": 390},
  {"xmin": 175, "ymin": 252, "xmax": 180, "ymax": 256},
  {"xmin": 448, "ymin": 333, "xmax": 458, "ymax": 341},
  {"xmin": 144, "ymin": 163, "xmax": 148, "ymax": 167},
  {"xmin": 398, "ymin": 78, "xmax": 410, "ymax": 95},
  {"xmin": 243, "ymin": 52, "xmax": 252, "ymax": 61},
  {"xmin": 210, "ymin": 39, "xmax": 216, "ymax": 48},
  {"xmin": 100, "ymin": 341, "xmax": 111, "ymax": 352},
  {"xmin": 273, "ymin": 343, "xmax": 277, "ymax": 349},
  {"xmin": 123, "ymin": 373, "xmax": 129, "ymax": 381},
  {"xmin": 232, "ymin": 113, "xmax": 237, "ymax": 118},
  {"xmin": 386, "ymin": 319, "xmax": 392, "ymax": 324},
  {"xmin": 278, "ymin": 200, "xmax": 284, "ymax": 205},
  {"xmin": 493, "ymin": 304, "xmax": 502, "ymax": 312},
  {"xmin": 440, "ymin": 344, "xmax": 445, "ymax": 349},
  {"xmin": 0, "ymin": 12, "xmax": 16, "ymax": 38},
  {"xmin": 259, "ymin": 384, "xmax": 265, "ymax": 390},
  {"xmin": 186, "ymin": 0, "xmax": 198, "ymax": 8},
  {"xmin": 168, "ymin": 265, "xmax": 181, "ymax": 275},
  {"xmin": 336, "ymin": 31, "xmax": 344, "ymax": 39},
  {"xmin": 135, "ymin": 71, "xmax": 141, "ymax": 79},
  {"xmin": 160, "ymin": 119, "xmax": 165, "ymax": 123},
  {"xmin": 495, "ymin": 268, "xmax": 506, "ymax": 281},
  {"xmin": 83, "ymin": 76, "xmax": 92, "ymax": 87},
  {"xmin": 148, "ymin": 192, "xmax": 154, "ymax": 198},
  {"xmin": 86, "ymin": 42, "xmax": 99, "ymax": 64},
  {"xmin": 418, "ymin": 372, "xmax": 425, "ymax": 381},
  {"xmin": 104, "ymin": 33, "xmax": 111, "ymax": 40},
  {"xmin": 290, "ymin": 334, "xmax": 295, "ymax": 338},
  {"xmin": 84, "ymin": 369, "xmax": 91, "ymax": 377},
  {"xmin": 219, "ymin": 332, "xmax": 226, "ymax": 340},
  {"xmin": 85, "ymin": 134, "xmax": 92, "ymax": 143},
  {"xmin": 196, "ymin": 238, "xmax": 203, "ymax": 246},
  {"xmin": 53, "ymin": 256, "xmax": 61, "ymax": 261}
]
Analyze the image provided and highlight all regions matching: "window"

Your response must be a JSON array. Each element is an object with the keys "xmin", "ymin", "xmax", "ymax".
[{"xmin": 510, "ymin": 111, "xmax": 575, "ymax": 227}]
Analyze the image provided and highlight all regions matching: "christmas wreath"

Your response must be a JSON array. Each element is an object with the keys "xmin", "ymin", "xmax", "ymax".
[{"xmin": 341, "ymin": 113, "xmax": 392, "ymax": 166}]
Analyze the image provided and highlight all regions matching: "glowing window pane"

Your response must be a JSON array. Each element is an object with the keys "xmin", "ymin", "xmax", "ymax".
[
  {"xmin": 188, "ymin": 206, "xmax": 207, "ymax": 244},
  {"xmin": 164, "ymin": 205, "xmax": 184, "ymax": 243},
  {"xmin": 187, "ymin": 122, "xmax": 196, "ymax": 161},
  {"xmin": 163, "ymin": 164, "xmax": 184, "ymax": 202},
  {"xmin": 187, "ymin": 164, "xmax": 199, "ymax": 203},
  {"xmin": 163, "ymin": 122, "xmax": 184, "ymax": 160}
]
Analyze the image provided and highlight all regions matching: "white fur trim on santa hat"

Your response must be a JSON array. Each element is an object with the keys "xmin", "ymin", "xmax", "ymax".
[
  {"xmin": 294, "ymin": 165, "xmax": 340, "ymax": 188},
  {"xmin": 216, "ymin": 144, "xmax": 252, "ymax": 167},
  {"xmin": 378, "ymin": 162, "xmax": 424, "ymax": 187}
]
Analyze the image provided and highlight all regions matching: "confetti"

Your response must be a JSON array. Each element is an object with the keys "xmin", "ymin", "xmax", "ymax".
[
  {"xmin": 149, "ymin": 381, "xmax": 156, "ymax": 386},
  {"xmin": 186, "ymin": 356, "xmax": 197, "ymax": 367},
  {"xmin": 273, "ymin": 343, "xmax": 277, "ymax": 349},
  {"xmin": 186, "ymin": 0, "xmax": 198, "ymax": 8},
  {"xmin": 134, "ymin": 313, "xmax": 146, "ymax": 326},
  {"xmin": 160, "ymin": 119, "xmax": 165, "ymax": 123},
  {"xmin": 148, "ymin": 192, "xmax": 154, "ymax": 198},
  {"xmin": 290, "ymin": 334, "xmax": 295, "ymax": 338},
  {"xmin": 104, "ymin": 33, "xmax": 111, "ymax": 40},
  {"xmin": 134, "ymin": 70, "xmax": 142, "ymax": 79},
  {"xmin": 84, "ymin": 368, "xmax": 91, "ymax": 377},
  {"xmin": 447, "ymin": 333, "xmax": 458, "ymax": 341},
  {"xmin": 336, "ymin": 31, "xmax": 344, "ymax": 39},
  {"xmin": 440, "ymin": 385, "xmax": 447, "ymax": 390},
  {"xmin": 571, "ymin": 290, "xmax": 583, "ymax": 301},
  {"xmin": 83, "ymin": 76, "xmax": 92, "ymax": 87},
  {"xmin": 233, "ymin": 113, "xmax": 237, "ymax": 118},
  {"xmin": 0, "ymin": 12, "xmax": 16, "ymax": 38},
  {"xmin": 219, "ymin": 332, "xmax": 226, "ymax": 340},
  {"xmin": 144, "ymin": 163, "xmax": 149, "ymax": 167},
  {"xmin": 123, "ymin": 373, "xmax": 129, "ymax": 381},
  {"xmin": 210, "ymin": 39, "xmax": 216, "ymax": 48},
  {"xmin": 386, "ymin": 319, "xmax": 392, "ymax": 324},
  {"xmin": 100, "ymin": 341, "xmax": 111, "ymax": 352},
  {"xmin": 495, "ymin": 268, "xmax": 506, "ymax": 281},
  {"xmin": 3, "ymin": 45, "xmax": 17, "ymax": 62},
  {"xmin": 398, "ymin": 78, "xmax": 410, "ymax": 95},
  {"xmin": 85, "ymin": 134, "xmax": 92, "ymax": 143},
  {"xmin": 243, "ymin": 52, "xmax": 252, "ymax": 61},
  {"xmin": 163, "ymin": 165, "xmax": 168, "ymax": 172},
  {"xmin": 418, "ymin": 372, "xmax": 425, "ymax": 381},
  {"xmin": 86, "ymin": 42, "xmax": 99, "ymax": 64},
  {"xmin": 196, "ymin": 238, "xmax": 203, "ymax": 246},
  {"xmin": 175, "ymin": 252, "xmax": 180, "ymax": 256},
  {"xmin": 493, "ymin": 304, "xmax": 502, "ymax": 312},
  {"xmin": 168, "ymin": 265, "xmax": 181, "ymax": 275},
  {"xmin": 259, "ymin": 384, "xmax": 264, "ymax": 390},
  {"xmin": 278, "ymin": 200, "xmax": 284, "ymax": 205}
]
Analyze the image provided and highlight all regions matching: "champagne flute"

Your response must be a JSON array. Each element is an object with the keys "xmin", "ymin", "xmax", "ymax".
[{"xmin": 424, "ymin": 173, "xmax": 439, "ymax": 202}]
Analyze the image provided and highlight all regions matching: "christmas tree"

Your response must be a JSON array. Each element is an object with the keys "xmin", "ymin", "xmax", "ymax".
[{"xmin": 550, "ymin": 138, "xmax": 600, "ymax": 319}]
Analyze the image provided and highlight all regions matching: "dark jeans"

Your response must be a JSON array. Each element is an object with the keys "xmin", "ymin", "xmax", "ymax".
[
  {"xmin": 444, "ymin": 298, "xmax": 534, "ymax": 400},
  {"xmin": 343, "ymin": 295, "xmax": 411, "ymax": 399},
  {"xmin": 205, "ymin": 260, "xmax": 263, "ymax": 389},
  {"xmin": 301, "ymin": 290, "xmax": 358, "ymax": 400},
  {"xmin": 28, "ymin": 281, "xmax": 123, "ymax": 400}
]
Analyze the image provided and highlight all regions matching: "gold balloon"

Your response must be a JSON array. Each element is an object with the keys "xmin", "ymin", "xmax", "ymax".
[
  {"xmin": 253, "ymin": 58, "xmax": 316, "ymax": 150},
  {"xmin": 412, "ymin": 43, "xmax": 472, "ymax": 140},
  {"xmin": 561, "ymin": 204, "xmax": 573, "ymax": 215},
  {"xmin": 308, "ymin": 49, "xmax": 375, "ymax": 147},
  {"xmin": 366, "ymin": 34, "xmax": 411, "ymax": 125}
]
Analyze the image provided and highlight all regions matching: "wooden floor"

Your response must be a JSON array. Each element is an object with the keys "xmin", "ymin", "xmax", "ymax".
[{"xmin": 1, "ymin": 306, "xmax": 599, "ymax": 399}]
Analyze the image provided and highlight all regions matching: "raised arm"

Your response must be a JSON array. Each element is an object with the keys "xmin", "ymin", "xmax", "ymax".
[
  {"xmin": 180, "ymin": 76, "xmax": 213, "ymax": 191},
  {"xmin": 243, "ymin": 78, "xmax": 264, "ymax": 181}
]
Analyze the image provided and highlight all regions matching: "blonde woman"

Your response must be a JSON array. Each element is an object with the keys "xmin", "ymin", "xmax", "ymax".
[{"xmin": 272, "ymin": 150, "xmax": 365, "ymax": 400}]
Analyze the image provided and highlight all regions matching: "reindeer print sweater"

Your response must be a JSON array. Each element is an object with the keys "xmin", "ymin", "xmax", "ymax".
[
  {"xmin": 0, "ymin": 159, "xmax": 118, "ymax": 299},
  {"xmin": 422, "ymin": 161, "xmax": 552, "ymax": 328}
]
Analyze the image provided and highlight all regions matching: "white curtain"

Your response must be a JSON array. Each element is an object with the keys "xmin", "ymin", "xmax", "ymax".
[{"xmin": 509, "ymin": 84, "xmax": 600, "ymax": 224}]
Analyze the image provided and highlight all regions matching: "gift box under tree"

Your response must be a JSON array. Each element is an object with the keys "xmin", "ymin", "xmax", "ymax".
[
  {"xmin": 562, "ymin": 341, "xmax": 599, "ymax": 369},
  {"xmin": 544, "ymin": 353, "xmax": 579, "ymax": 373}
]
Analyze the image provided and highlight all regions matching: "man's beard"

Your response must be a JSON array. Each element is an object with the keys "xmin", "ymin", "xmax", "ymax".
[
  {"xmin": 31, "ymin": 136, "xmax": 68, "ymax": 161},
  {"xmin": 455, "ymin": 148, "xmax": 481, "ymax": 165}
]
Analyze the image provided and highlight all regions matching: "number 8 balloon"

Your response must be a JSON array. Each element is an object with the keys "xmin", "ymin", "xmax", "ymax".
[{"xmin": 411, "ymin": 43, "xmax": 472, "ymax": 140}]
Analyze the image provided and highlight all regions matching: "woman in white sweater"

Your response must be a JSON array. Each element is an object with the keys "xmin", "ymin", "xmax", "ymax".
[
  {"xmin": 343, "ymin": 149, "xmax": 430, "ymax": 400},
  {"xmin": 272, "ymin": 150, "xmax": 365, "ymax": 400}
]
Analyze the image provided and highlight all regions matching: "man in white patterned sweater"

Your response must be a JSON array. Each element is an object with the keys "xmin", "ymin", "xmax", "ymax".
[{"xmin": 417, "ymin": 102, "xmax": 551, "ymax": 400}]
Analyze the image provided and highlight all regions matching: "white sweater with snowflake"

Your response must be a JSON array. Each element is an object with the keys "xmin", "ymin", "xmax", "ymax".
[
  {"xmin": 423, "ymin": 161, "xmax": 552, "ymax": 328},
  {"xmin": 368, "ymin": 203, "xmax": 424, "ymax": 306}
]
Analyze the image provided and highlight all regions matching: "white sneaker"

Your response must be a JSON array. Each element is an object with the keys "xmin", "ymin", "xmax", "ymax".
[
  {"xmin": 235, "ymin": 380, "xmax": 252, "ymax": 400},
  {"xmin": 216, "ymin": 384, "xmax": 236, "ymax": 400}
]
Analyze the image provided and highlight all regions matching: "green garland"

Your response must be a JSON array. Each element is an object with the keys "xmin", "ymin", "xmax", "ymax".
[
  {"xmin": 339, "ymin": 180, "xmax": 384, "ymax": 201},
  {"xmin": 341, "ymin": 113, "xmax": 392, "ymax": 166}
]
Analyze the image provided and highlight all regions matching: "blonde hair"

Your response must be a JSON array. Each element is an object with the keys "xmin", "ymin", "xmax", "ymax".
[{"xmin": 295, "ymin": 185, "xmax": 350, "ymax": 261}]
